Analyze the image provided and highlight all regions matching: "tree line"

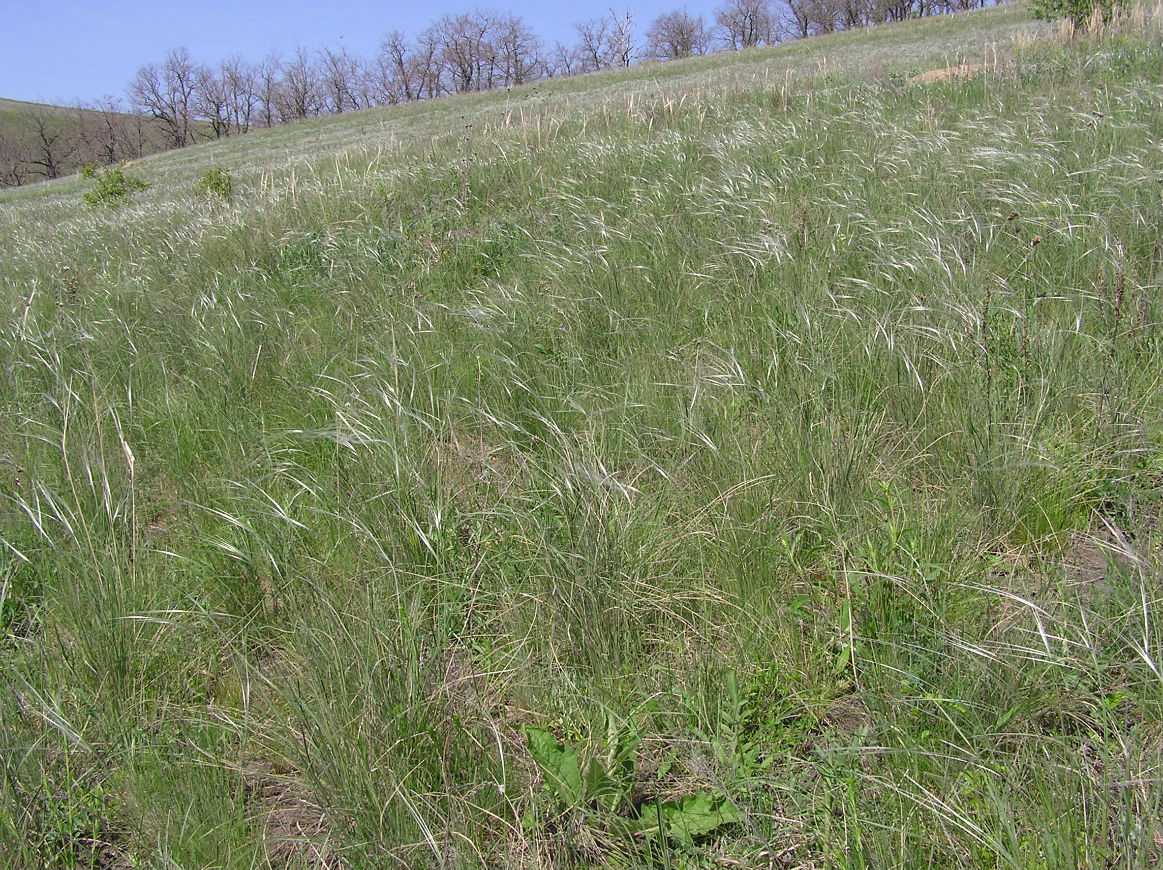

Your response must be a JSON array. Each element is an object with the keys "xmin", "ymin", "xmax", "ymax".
[{"xmin": 1, "ymin": 0, "xmax": 1005, "ymax": 186}]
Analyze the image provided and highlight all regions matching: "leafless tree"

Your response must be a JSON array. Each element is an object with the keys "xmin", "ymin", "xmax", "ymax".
[
  {"xmin": 21, "ymin": 105, "xmax": 80, "ymax": 179},
  {"xmin": 319, "ymin": 45, "xmax": 365, "ymax": 113},
  {"xmin": 413, "ymin": 28, "xmax": 445, "ymax": 98},
  {"xmin": 79, "ymin": 96, "xmax": 139, "ymax": 165},
  {"xmin": 494, "ymin": 13, "xmax": 544, "ymax": 86},
  {"xmin": 573, "ymin": 17, "xmax": 616, "ymax": 72},
  {"xmin": 130, "ymin": 47, "xmax": 204, "ymax": 147},
  {"xmin": 0, "ymin": 131, "xmax": 32, "ymax": 186},
  {"xmin": 779, "ymin": 0, "xmax": 815, "ymax": 37},
  {"xmin": 810, "ymin": 0, "xmax": 844, "ymax": 32},
  {"xmin": 220, "ymin": 56, "xmax": 258, "ymax": 133},
  {"xmin": 372, "ymin": 29, "xmax": 448, "ymax": 103},
  {"xmin": 278, "ymin": 46, "xmax": 324, "ymax": 120},
  {"xmin": 715, "ymin": 0, "xmax": 777, "ymax": 48},
  {"xmin": 415, "ymin": 11, "xmax": 546, "ymax": 96},
  {"xmin": 111, "ymin": 0, "xmax": 964, "ymax": 152},
  {"xmin": 254, "ymin": 53, "xmax": 283, "ymax": 128},
  {"xmin": 608, "ymin": 8, "xmax": 638, "ymax": 67},
  {"xmin": 549, "ymin": 41, "xmax": 581, "ymax": 77},
  {"xmin": 646, "ymin": 8, "xmax": 711, "ymax": 59},
  {"xmin": 841, "ymin": 0, "xmax": 873, "ymax": 28},
  {"xmin": 573, "ymin": 8, "xmax": 638, "ymax": 71},
  {"xmin": 372, "ymin": 30, "xmax": 416, "ymax": 103},
  {"xmin": 434, "ymin": 11, "xmax": 497, "ymax": 93},
  {"xmin": 195, "ymin": 66, "xmax": 231, "ymax": 137}
]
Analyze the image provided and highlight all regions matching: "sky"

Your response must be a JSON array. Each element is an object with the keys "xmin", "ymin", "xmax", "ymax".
[{"xmin": 0, "ymin": 0, "xmax": 724, "ymax": 106}]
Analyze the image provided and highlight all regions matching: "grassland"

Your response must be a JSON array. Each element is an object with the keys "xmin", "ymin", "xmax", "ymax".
[{"xmin": 1, "ymin": 3, "xmax": 1161, "ymax": 867}]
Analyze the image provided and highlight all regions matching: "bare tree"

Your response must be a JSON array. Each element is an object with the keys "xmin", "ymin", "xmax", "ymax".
[
  {"xmin": 809, "ymin": 0, "xmax": 844, "ymax": 32},
  {"xmin": 414, "ymin": 27, "xmax": 445, "ymax": 98},
  {"xmin": 574, "ymin": 17, "xmax": 616, "ymax": 72},
  {"xmin": 192, "ymin": 54, "xmax": 262, "ymax": 136},
  {"xmin": 278, "ymin": 46, "xmax": 324, "ymax": 120},
  {"xmin": 195, "ymin": 66, "xmax": 231, "ymax": 138},
  {"xmin": 549, "ymin": 41, "xmax": 581, "ymax": 77},
  {"xmin": 220, "ymin": 56, "xmax": 258, "ymax": 133},
  {"xmin": 123, "ymin": 111, "xmax": 152, "ymax": 161},
  {"xmin": 646, "ymin": 8, "xmax": 711, "ymax": 60},
  {"xmin": 371, "ymin": 29, "xmax": 445, "ymax": 103},
  {"xmin": 779, "ymin": 0, "xmax": 815, "ymax": 37},
  {"xmin": 885, "ymin": 0, "xmax": 918, "ymax": 20},
  {"xmin": 573, "ymin": 8, "xmax": 638, "ymax": 72},
  {"xmin": 21, "ymin": 105, "xmax": 80, "ymax": 179},
  {"xmin": 777, "ymin": 0, "xmax": 849, "ymax": 35},
  {"xmin": 715, "ymin": 0, "xmax": 777, "ymax": 48},
  {"xmin": 494, "ymin": 13, "xmax": 544, "ymax": 86},
  {"xmin": 371, "ymin": 31, "xmax": 413, "ymax": 103},
  {"xmin": 434, "ymin": 11, "xmax": 496, "ymax": 93},
  {"xmin": 0, "ymin": 131, "xmax": 32, "ymax": 186},
  {"xmin": 608, "ymin": 8, "xmax": 638, "ymax": 67},
  {"xmin": 841, "ymin": 0, "xmax": 874, "ymax": 28},
  {"xmin": 255, "ymin": 53, "xmax": 283, "ymax": 128},
  {"xmin": 319, "ymin": 45, "xmax": 365, "ymax": 113},
  {"xmin": 79, "ymin": 96, "xmax": 138, "ymax": 165},
  {"xmin": 130, "ymin": 47, "xmax": 204, "ymax": 147}
]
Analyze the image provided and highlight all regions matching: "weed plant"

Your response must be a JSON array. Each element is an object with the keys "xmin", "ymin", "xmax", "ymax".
[
  {"xmin": 195, "ymin": 167, "xmax": 233, "ymax": 200},
  {"xmin": 80, "ymin": 166, "xmax": 149, "ymax": 207},
  {"xmin": 1, "ymin": 3, "xmax": 1160, "ymax": 867}
]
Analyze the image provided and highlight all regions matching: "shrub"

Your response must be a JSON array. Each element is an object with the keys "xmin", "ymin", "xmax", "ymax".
[
  {"xmin": 195, "ymin": 168, "xmax": 233, "ymax": 200},
  {"xmin": 82, "ymin": 167, "xmax": 149, "ymax": 207},
  {"xmin": 1030, "ymin": 0, "xmax": 1119, "ymax": 26}
]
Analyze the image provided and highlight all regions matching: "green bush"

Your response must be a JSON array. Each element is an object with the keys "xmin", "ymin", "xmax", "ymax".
[
  {"xmin": 195, "ymin": 168, "xmax": 233, "ymax": 200},
  {"xmin": 1030, "ymin": 0, "xmax": 1118, "ymax": 26},
  {"xmin": 82, "ymin": 167, "xmax": 149, "ymax": 207}
]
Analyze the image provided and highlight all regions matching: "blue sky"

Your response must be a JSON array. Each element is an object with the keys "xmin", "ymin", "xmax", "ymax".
[{"xmin": 0, "ymin": 0, "xmax": 725, "ymax": 105}]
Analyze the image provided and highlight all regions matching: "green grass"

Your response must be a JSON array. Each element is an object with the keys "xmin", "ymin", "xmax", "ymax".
[{"xmin": 1, "ymin": 3, "xmax": 1161, "ymax": 867}]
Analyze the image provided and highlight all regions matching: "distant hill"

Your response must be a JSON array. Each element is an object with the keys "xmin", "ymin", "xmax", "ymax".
[
  {"xmin": 0, "ymin": 96, "xmax": 191, "ymax": 186},
  {"xmin": 0, "ymin": 97, "xmax": 62, "ymax": 116}
]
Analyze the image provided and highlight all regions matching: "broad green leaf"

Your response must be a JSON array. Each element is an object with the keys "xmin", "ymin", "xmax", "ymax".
[
  {"xmin": 605, "ymin": 711, "xmax": 640, "ymax": 786},
  {"xmin": 626, "ymin": 793, "xmax": 742, "ymax": 844},
  {"xmin": 835, "ymin": 641, "xmax": 851, "ymax": 675},
  {"xmin": 659, "ymin": 792, "xmax": 742, "ymax": 844},
  {"xmin": 835, "ymin": 599, "xmax": 853, "ymax": 674},
  {"xmin": 525, "ymin": 727, "xmax": 582, "ymax": 807},
  {"xmin": 583, "ymin": 756, "xmax": 613, "ymax": 804}
]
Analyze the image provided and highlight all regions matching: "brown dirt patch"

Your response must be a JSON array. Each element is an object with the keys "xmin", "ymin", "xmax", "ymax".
[
  {"xmin": 244, "ymin": 762, "xmax": 341, "ymax": 870},
  {"xmin": 1062, "ymin": 527, "xmax": 1136, "ymax": 600},
  {"xmin": 431, "ymin": 427, "xmax": 527, "ymax": 505},
  {"xmin": 910, "ymin": 63, "xmax": 987, "ymax": 84},
  {"xmin": 822, "ymin": 696, "xmax": 871, "ymax": 735}
]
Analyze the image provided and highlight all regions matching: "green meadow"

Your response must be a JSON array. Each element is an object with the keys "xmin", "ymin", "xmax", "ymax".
[{"xmin": 1, "ymin": 3, "xmax": 1161, "ymax": 867}]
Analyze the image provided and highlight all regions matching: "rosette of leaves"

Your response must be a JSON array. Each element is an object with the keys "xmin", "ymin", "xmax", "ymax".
[{"xmin": 524, "ymin": 714, "xmax": 741, "ymax": 851}]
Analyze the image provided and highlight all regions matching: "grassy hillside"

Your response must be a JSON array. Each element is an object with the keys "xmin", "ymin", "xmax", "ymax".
[
  {"xmin": 2, "ymin": 3, "xmax": 1161, "ymax": 868},
  {"xmin": 0, "ymin": 96, "xmax": 79, "ymax": 123},
  {"xmin": 0, "ymin": 96, "xmax": 191, "ymax": 189}
]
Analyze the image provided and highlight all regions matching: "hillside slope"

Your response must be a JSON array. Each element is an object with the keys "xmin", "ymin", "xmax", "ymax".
[
  {"xmin": 2, "ymin": 4, "xmax": 1161, "ymax": 868},
  {"xmin": 0, "ymin": 96, "xmax": 184, "ymax": 188}
]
